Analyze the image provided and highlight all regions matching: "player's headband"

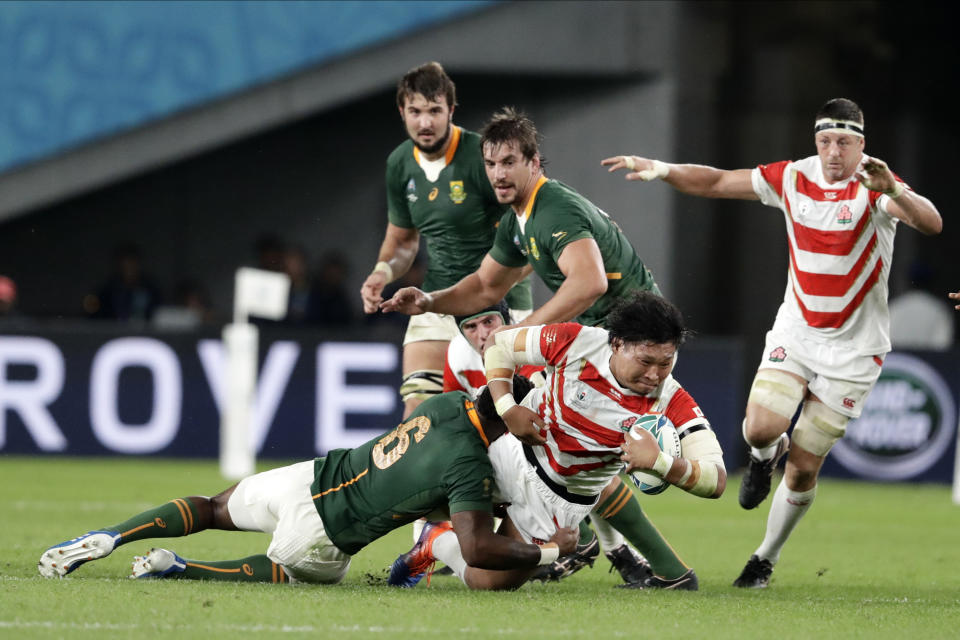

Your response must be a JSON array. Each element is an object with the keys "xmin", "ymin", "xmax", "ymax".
[{"xmin": 814, "ymin": 118, "xmax": 864, "ymax": 137}]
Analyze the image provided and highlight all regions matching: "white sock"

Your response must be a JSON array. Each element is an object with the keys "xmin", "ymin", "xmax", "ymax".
[
  {"xmin": 431, "ymin": 531, "xmax": 468, "ymax": 582},
  {"xmin": 412, "ymin": 518, "xmax": 426, "ymax": 543},
  {"xmin": 589, "ymin": 515, "xmax": 626, "ymax": 552},
  {"xmin": 754, "ymin": 480, "xmax": 816, "ymax": 564}
]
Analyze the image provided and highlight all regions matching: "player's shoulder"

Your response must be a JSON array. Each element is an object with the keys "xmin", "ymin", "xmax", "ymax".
[{"xmin": 386, "ymin": 139, "xmax": 415, "ymax": 167}]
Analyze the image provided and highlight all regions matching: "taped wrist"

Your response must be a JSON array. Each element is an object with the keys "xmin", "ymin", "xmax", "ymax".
[
  {"xmin": 652, "ymin": 451, "xmax": 674, "ymax": 477},
  {"xmin": 537, "ymin": 543, "xmax": 560, "ymax": 566},
  {"xmin": 372, "ymin": 261, "xmax": 394, "ymax": 283},
  {"xmin": 886, "ymin": 181, "xmax": 905, "ymax": 198},
  {"xmin": 494, "ymin": 394, "xmax": 517, "ymax": 417}
]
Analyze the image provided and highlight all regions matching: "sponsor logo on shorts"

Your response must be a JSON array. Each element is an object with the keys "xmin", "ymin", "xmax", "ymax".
[
  {"xmin": 449, "ymin": 180, "xmax": 466, "ymax": 203},
  {"xmin": 768, "ymin": 346, "xmax": 787, "ymax": 362},
  {"xmin": 842, "ymin": 397, "xmax": 856, "ymax": 409},
  {"xmin": 532, "ymin": 537, "xmax": 546, "ymax": 545},
  {"xmin": 406, "ymin": 178, "xmax": 418, "ymax": 203},
  {"xmin": 832, "ymin": 353, "xmax": 956, "ymax": 481},
  {"xmin": 836, "ymin": 204, "xmax": 853, "ymax": 224}
]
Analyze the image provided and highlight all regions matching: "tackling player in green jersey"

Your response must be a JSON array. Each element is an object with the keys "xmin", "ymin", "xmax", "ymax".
[
  {"xmin": 38, "ymin": 386, "xmax": 577, "ymax": 585},
  {"xmin": 360, "ymin": 62, "xmax": 532, "ymax": 419}
]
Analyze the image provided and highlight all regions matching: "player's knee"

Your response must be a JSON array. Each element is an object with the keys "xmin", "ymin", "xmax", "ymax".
[
  {"xmin": 399, "ymin": 369, "xmax": 444, "ymax": 405},
  {"xmin": 792, "ymin": 401, "xmax": 848, "ymax": 458}
]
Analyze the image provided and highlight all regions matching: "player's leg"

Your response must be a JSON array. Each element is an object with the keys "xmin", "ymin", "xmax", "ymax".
[
  {"xmin": 593, "ymin": 475, "xmax": 695, "ymax": 588},
  {"xmin": 399, "ymin": 312, "xmax": 457, "ymax": 418},
  {"xmin": 460, "ymin": 516, "xmax": 541, "ymax": 591},
  {"xmin": 734, "ymin": 398, "xmax": 842, "ymax": 588},
  {"xmin": 38, "ymin": 487, "xmax": 238, "ymax": 578},
  {"xmin": 738, "ymin": 368, "xmax": 806, "ymax": 509}
]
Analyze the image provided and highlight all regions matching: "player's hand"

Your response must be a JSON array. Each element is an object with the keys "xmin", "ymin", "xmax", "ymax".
[
  {"xmin": 601, "ymin": 155, "xmax": 669, "ymax": 181},
  {"xmin": 548, "ymin": 526, "xmax": 579, "ymax": 557},
  {"xmin": 502, "ymin": 405, "xmax": 547, "ymax": 446},
  {"xmin": 379, "ymin": 286, "xmax": 430, "ymax": 315},
  {"xmin": 620, "ymin": 427, "xmax": 662, "ymax": 473},
  {"xmin": 855, "ymin": 157, "xmax": 902, "ymax": 196},
  {"xmin": 949, "ymin": 290, "xmax": 960, "ymax": 311},
  {"xmin": 360, "ymin": 272, "xmax": 388, "ymax": 314},
  {"xmin": 481, "ymin": 323, "xmax": 515, "ymax": 355}
]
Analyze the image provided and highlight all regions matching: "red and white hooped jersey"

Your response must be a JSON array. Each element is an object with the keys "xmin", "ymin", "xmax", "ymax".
[
  {"xmin": 443, "ymin": 334, "xmax": 544, "ymax": 395},
  {"xmin": 751, "ymin": 154, "xmax": 906, "ymax": 355},
  {"xmin": 510, "ymin": 323, "xmax": 709, "ymax": 496}
]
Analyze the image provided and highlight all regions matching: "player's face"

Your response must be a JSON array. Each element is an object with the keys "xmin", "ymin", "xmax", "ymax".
[
  {"xmin": 609, "ymin": 339, "xmax": 676, "ymax": 395},
  {"xmin": 815, "ymin": 131, "xmax": 864, "ymax": 183},
  {"xmin": 461, "ymin": 313, "xmax": 505, "ymax": 354},
  {"xmin": 483, "ymin": 141, "xmax": 541, "ymax": 208},
  {"xmin": 400, "ymin": 93, "xmax": 453, "ymax": 157}
]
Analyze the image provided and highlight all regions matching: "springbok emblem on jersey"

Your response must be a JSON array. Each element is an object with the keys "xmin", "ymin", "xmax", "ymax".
[{"xmin": 449, "ymin": 181, "xmax": 466, "ymax": 203}]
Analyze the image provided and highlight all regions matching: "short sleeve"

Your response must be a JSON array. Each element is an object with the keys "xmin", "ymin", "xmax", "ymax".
[
  {"xmin": 488, "ymin": 212, "xmax": 527, "ymax": 268},
  {"xmin": 385, "ymin": 154, "xmax": 414, "ymax": 228},
  {"xmin": 751, "ymin": 161, "xmax": 791, "ymax": 207}
]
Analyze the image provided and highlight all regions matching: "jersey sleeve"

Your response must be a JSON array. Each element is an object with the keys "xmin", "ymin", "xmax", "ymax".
[
  {"xmin": 751, "ymin": 160, "xmax": 791, "ymax": 207},
  {"xmin": 385, "ymin": 152, "xmax": 415, "ymax": 228},
  {"xmin": 530, "ymin": 323, "xmax": 585, "ymax": 366},
  {"xmin": 540, "ymin": 198, "xmax": 595, "ymax": 258},
  {"xmin": 487, "ymin": 212, "xmax": 528, "ymax": 268},
  {"xmin": 663, "ymin": 386, "xmax": 710, "ymax": 436},
  {"xmin": 443, "ymin": 356, "xmax": 466, "ymax": 393}
]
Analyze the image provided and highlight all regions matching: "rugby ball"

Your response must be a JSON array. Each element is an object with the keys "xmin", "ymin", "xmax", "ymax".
[{"xmin": 624, "ymin": 413, "xmax": 682, "ymax": 495}]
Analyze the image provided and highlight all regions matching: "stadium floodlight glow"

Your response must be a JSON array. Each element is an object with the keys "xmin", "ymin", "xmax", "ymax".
[{"xmin": 221, "ymin": 268, "xmax": 291, "ymax": 480}]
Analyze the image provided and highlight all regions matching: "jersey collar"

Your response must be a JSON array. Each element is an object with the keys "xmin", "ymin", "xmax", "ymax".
[
  {"xmin": 518, "ymin": 175, "xmax": 549, "ymax": 224},
  {"xmin": 412, "ymin": 125, "xmax": 462, "ymax": 165}
]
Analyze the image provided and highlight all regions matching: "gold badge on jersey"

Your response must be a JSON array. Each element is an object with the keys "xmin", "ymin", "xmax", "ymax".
[
  {"xmin": 529, "ymin": 237, "xmax": 540, "ymax": 260},
  {"xmin": 449, "ymin": 180, "xmax": 466, "ymax": 204},
  {"xmin": 428, "ymin": 187, "xmax": 439, "ymax": 201}
]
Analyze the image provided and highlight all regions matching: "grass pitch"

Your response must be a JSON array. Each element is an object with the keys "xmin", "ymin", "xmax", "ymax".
[{"xmin": 2, "ymin": 456, "xmax": 958, "ymax": 639}]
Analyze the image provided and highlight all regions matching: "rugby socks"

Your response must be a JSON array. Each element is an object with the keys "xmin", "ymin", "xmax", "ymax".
[
  {"xmin": 754, "ymin": 480, "xmax": 816, "ymax": 564},
  {"xmin": 170, "ymin": 555, "xmax": 289, "ymax": 582},
  {"xmin": 595, "ymin": 484, "xmax": 688, "ymax": 579},
  {"xmin": 588, "ymin": 512, "xmax": 627, "ymax": 551},
  {"xmin": 105, "ymin": 497, "xmax": 204, "ymax": 545},
  {"xmin": 431, "ymin": 530, "xmax": 468, "ymax": 581},
  {"xmin": 578, "ymin": 519, "xmax": 595, "ymax": 545}
]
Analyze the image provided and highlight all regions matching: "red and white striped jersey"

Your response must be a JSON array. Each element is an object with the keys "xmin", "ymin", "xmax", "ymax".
[
  {"xmin": 443, "ymin": 334, "xmax": 543, "ymax": 395},
  {"xmin": 509, "ymin": 323, "xmax": 709, "ymax": 496},
  {"xmin": 751, "ymin": 154, "xmax": 906, "ymax": 355}
]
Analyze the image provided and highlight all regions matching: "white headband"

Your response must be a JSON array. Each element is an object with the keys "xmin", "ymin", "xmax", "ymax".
[{"xmin": 814, "ymin": 118, "xmax": 864, "ymax": 137}]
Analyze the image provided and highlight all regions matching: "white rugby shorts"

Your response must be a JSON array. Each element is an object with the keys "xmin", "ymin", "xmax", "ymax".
[
  {"xmin": 227, "ymin": 461, "xmax": 351, "ymax": 584},
  {"xmin": 756, "ymin": 327, "xmax": 885, "ymax": 418},
  {"xmin": 402, "ymin": 311, "xmax": 459, "ymax": 346},
  {"xmin": 487, "ymin": 435, "xmax": 596, "ymax": 544}
]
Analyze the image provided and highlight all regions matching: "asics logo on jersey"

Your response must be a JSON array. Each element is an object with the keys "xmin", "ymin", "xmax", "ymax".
[{"xmin": 428, "ymin": 187, "xmax": 439, "ymax": 201}]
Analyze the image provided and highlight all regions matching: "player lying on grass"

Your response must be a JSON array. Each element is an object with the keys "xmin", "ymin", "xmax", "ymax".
[
  {"xmin": 443, "ymin": 300, "xmax": 652, "ymax": 585},
  {"xmin": 389, "ymin": 293, "xmax": 726, "ymax": 591},
  {"xmin": 38, "ymin": 384, "xmax": 577, "ymax": 584}
]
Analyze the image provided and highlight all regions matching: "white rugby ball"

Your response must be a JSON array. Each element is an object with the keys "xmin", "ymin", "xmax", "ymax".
[{"xmin": 624, "ymin": 413, "xmax": 682, "ymax": 495}]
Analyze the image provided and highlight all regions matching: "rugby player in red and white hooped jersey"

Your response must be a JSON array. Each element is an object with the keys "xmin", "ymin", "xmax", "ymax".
[{"xmin": 603, "ymin": 98, "xmax": 942, "ymax": 588}]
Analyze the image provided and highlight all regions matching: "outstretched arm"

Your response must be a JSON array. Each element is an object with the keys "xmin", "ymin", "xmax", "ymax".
[
  {"xmin": 514, "ymin": 238, "xmax": 607, "ymax": 327},
  {"xmin": 602, "ymin": 155, "xmax": 759, "ymax": 201},
  {"xmin": 360, "ymin": 223, "xmax": 420, "ymax": 314},
  {"xmin": 451, "ymin": 510, "xmax": 577, "ymax": 573},
  {"xmin": 855, "ymin": 157, "xmax": 942, "ymax": 235}
]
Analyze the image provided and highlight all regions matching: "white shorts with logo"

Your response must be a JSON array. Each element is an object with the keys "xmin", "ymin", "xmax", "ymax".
[
  {"xmin": 487, "ymin": 435, "xmax": 596, "ymax": 544},
  {"xmin": 227, "ymin": 461, "xmax": 351, "ymax": 584},
  {"xmin": 757, "ymin": 327, "xmax": 885, "ymax": 418}
]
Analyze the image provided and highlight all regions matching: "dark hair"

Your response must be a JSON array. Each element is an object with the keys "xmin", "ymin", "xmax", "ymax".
[
  {"xmin": 605, "ymin": 291, "xmax": 688, "ymax": 347},
  {"xmin": 816, "ymin": 98, "xmax": 864, "ymax": 127},
  {"xmin": 480, "ymin": 107, "xmax": 545, "ymax": 165},
  {"xmin": 476, "ymin": 374, "xmax": 535, "ymax": 421},
  {"xmin": 455, "ymin": 300, "xmax": 510, "ymax": 335},
  {"xmin": 396, "ymin": 61, "xmax": 457, "ymax": 109}
]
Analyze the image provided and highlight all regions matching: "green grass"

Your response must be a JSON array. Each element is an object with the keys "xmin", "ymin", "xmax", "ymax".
[{"xmin": 2, "ymin": 456, "xmax": 959, "ymax": 639}]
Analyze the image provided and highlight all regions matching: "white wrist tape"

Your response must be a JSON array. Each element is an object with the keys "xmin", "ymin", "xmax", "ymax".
[
  {"xmin": 887, "ymin": 181, "xmax": 905, "ymax": 198},
  {"xmin": 652, "ymin": 451, "xmax": 674, "ymax": 478},
  {"xmin": 636, "ymin": 160, "xmax": 670, "ymax": 182},
  {"xmin": 372, "ymin": 261, "xmax": 394, "ymax": 283},
  {"xmin": 494, "ymin": 394, "xmax": 517, "ymax": 416},
  {"xmin": 537, "ymin": 543, "xmax": 560, "ymax": 566}
]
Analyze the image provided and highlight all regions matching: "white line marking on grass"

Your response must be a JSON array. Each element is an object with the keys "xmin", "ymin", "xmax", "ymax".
[{"xmin": 10, "ymin": 500, "xmax": 152, "ymax": 512}]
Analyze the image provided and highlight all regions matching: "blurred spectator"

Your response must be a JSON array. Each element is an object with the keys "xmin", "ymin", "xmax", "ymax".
[
  {"xmin": 0, "ymin": 275, "xmax": 18, "ymax": 317},
  {"xmin": 889, "ymin": 261, "xmax": 954, "ymax": 350},
  {"xmin": 310, "ymin": 251, "xmax": 355, "ymax": 327},
  {"xmin": 284, "ymin": 245, "xmax": 316, "ymax": 325},
  {"xmin": 85, "ymin": 244, "xmax": 161, "ymax": 322},
  {"xmin": 256, "ymin": 233, "xmax": 286, "ymax": 273},
  {"xmin": 152, "ymin": 278, "xmax": 216, "ymax": 330}
]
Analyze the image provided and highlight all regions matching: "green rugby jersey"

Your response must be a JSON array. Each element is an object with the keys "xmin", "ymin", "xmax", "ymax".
[
  {"xmin": 311, "ymin": 391, "xmax": 495, "ymax": 555},
  {"xmin": 385, "ymin": 126, "xmax": 532, "ymax": 310},
  {"xmin": 488, "ymin": 177, "xmax": 658, "ymax": 327}
]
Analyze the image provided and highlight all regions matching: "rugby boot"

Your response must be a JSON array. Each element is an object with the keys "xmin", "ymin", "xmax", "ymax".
[
  {"xmin": 732, "ymin": 554, "xmax": 773, "ymax": 588},
  {"xmin": 387, "ymin": 521, "xmax": 452, "ymax": 587},
  {"xmin": 618, "ymin": 568, "xmax": 699, "ymax": 591},
  {"xmin": 605, "ymin": 543, "xmax": 653, "ymax": 585},
  {"xmin": 38, "ymin": 530, "xmax": 122, "ymax": 578},
  {"xmin": 738, "ymin": 433, "xmax": 790, "ymax": 509},
  {"xmin": 528, "ymin": 533, "xmax": 599, "ymax": 582},
  {"xmin": 131, "ymin": 548, "xmax": 187, "ymax": 578}
]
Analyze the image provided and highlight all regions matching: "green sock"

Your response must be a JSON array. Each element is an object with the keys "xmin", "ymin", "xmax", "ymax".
[
  {"xmin": 174, "ymin": 555, "xmax": 288, "ymax": 583},
  {"xmin": 595, "ymin": 482, "xmax": 688, "ymax": 579},
  {"xmin": 578, "ymin": 518, "xmax": 595, "ymax": 545},
  {"xmin": 105, "ymin": 497, "xmax": 203, "ymax": 546}
]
